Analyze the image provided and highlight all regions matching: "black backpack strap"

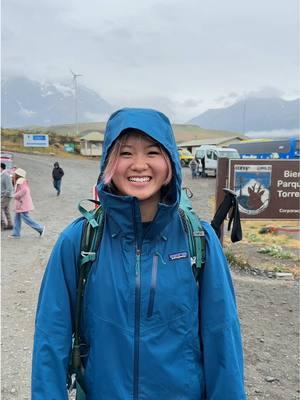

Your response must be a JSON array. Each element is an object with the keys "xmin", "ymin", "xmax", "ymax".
[
  {"xmin": 179, "ymin": 207, "xmax": 206, "ymax": 283},
  {"xmin": 68, "ymin": 201, "xmax": 104, "ymax": 396}
]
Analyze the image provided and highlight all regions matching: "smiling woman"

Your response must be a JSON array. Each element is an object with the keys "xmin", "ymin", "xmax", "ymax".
[{"xmin": 103, "ymin": 129, "xmax": 172, "ymax": 221}]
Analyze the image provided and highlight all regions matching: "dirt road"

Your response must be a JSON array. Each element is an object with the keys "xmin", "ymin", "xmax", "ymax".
[{"xmin": 1, "ymin": 153, "xmax": 299, "ymax": 400}]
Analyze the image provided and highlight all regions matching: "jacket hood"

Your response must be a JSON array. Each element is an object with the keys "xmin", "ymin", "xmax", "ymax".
[
  {"xmin": 97, "ymin": 108, "xmax": 181, "ymax": 240},
  {"xmin": 99, "ymin": 107, "xmax": 181, "ymax": 202}
]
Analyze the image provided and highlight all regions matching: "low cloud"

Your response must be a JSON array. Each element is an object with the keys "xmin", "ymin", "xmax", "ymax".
[{"xmin": 246, "ymin": 86, "xmax": 285, "ymax": 99}]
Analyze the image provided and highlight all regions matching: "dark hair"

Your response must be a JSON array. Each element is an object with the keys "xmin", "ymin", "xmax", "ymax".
[{"xmin": 1, "ymin": 163, "xmax": 6, "ymax": 169}]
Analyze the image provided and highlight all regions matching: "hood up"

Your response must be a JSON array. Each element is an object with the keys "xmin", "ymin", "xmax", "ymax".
[
  {"xmin": 99, "ymin": 108, "xmax": 181, "ymax": 203},
  {"xmin": 97, "ymin": 108, "xmax": 182, "ymax": 240}
]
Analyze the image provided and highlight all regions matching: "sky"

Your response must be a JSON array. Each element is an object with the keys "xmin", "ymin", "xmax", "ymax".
[{"xmin": 2, "ymin": 0, "xmax": 300, "ymax": 123}]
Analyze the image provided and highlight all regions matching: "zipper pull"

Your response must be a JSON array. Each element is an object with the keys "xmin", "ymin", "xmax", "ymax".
[{"xmin": 135, "ymin": 249, "xmax": 141, "ymax": 276}]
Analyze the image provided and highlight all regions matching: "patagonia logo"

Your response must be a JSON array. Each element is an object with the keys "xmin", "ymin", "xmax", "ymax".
[{"xmin": 169, "ymin": 251, "xmax": 188, "ymax": 261}]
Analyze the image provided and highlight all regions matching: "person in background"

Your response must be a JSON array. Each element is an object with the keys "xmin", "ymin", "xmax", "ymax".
[
  {"xmin": 9, "ymin": 168, "xmax": 45, "ymax": 239},
  {"xmin": 32, "ymin": 108, "xmax": 245, "ymax": 400},
  {"xmin": 189, "ymin": 157, "xmax": 198, "ymax": 179},
  {"xmin": 1, "ymin": 162, "xmax": 14, "ymax": 230},
  {"xmin": 52, "ymin": 161, "xmax": 64, "ymax": 196},
  {"xmin": 201, "ymin": 156, "xmax": 206, "ymax": 177}
]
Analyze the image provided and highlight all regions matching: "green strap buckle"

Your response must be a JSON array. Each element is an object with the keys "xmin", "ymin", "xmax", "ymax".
[{"xmin": 80, "ymin": 251, "xmax": 96, "ymax": 266}]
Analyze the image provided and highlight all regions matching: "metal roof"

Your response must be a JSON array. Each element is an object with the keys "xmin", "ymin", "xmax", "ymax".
[
  {"xmin": 177, "ymin": 136, "xmax": 244, "ymax": 147},
  {"xmin": 80, "ymin": 131, "xmax": 105, "ymax": 142}
]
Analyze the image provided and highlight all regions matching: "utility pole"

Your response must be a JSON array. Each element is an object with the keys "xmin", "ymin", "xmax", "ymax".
[
  {"xmin": 242, "ymin": 93, "xmax": 247, "ymax": 135},
  {"xmin": 70, "ymin": 70, "xmax": 83, "ymax": 136}
]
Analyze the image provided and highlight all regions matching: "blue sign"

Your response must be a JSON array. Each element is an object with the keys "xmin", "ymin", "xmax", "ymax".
[{"xmin": 23, "ymin": 134, "xmax": 49, "ymax": 147}]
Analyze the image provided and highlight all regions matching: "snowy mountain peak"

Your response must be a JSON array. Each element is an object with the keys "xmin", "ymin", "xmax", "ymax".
[{"xmin": 1, "ymin": 77, "xmax": 113, "ymax": 128}]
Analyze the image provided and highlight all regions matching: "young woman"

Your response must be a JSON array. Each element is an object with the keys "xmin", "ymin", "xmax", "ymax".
[
  {"xmin": 32, "ymin": 108, "xmax": 246, "ymax": 399},
  {"xmin": 9, "ymin": 168, "xmax": 45, "ymax": 238}
]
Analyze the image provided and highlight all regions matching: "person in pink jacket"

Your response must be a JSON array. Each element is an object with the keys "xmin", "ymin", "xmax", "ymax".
[{"xmin": 9, "ymin": 168, "xmax": 45, "ymax": 238}]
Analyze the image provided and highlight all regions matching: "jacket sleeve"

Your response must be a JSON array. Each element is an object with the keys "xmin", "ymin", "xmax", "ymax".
[
  {"xmin": 31, "ymin": 220, "xmax": 83, "ymax": 400},
  {"xmin": 199, "ymin": 222, "xmax": 246, "ymax": 400},
  {"xmin": 14, "ymin": 185, "xmax": 27, "ymax": 200},
  {"xmin": 2, "ymin": 173, "xmax": 13, "ymax": 197}
]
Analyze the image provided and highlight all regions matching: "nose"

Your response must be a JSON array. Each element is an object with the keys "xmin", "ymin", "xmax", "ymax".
[{"xmin": 131, "ymin": 154, "xmax": 148, "ymax": 171}]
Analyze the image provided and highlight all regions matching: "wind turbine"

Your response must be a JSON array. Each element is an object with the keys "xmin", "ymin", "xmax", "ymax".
[{"xmin": 70, "ymin": 69, "xmax": 83, "ymax": 136}]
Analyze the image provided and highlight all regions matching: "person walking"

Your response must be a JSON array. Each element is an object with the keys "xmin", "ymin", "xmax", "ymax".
[
  {"xmin": 189, "ymin": 157, "xmax": 198, "ymax": 179},
  {"xmin": 9, "ymin": 168, "xmax": 45, "ymax": 238},
  {"xmin": 1, "ymin": 162, "xmax": 14, "ymax": 230},
  {"xmin": 32, "ymin": 108, "xmax": 246, "ymax": 399},
  {"xmin": 201, "ymin": 156, "xmax": 206, "ymax": 177},
  {"xmin": 52, "ymin": 161, "xmax": 64, "ymax": 196}
]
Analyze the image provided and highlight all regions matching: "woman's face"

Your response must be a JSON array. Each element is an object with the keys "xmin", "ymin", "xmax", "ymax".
[{"xmin": 111, "ymin": 134, "xmax": 170, "ymax": 203}]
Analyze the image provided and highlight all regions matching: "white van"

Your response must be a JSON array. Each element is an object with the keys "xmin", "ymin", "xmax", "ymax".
[{"xmin": 194, "ymin": 146, "xmax": 240, "ymax": 176}]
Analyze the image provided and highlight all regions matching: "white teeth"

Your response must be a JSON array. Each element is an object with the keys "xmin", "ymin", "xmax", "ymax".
[{"xmin": 128, "ymin": 176, "xmax": 151, "ymax": 182}]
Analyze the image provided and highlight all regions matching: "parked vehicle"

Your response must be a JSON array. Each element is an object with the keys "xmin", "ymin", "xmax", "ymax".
[
  {"xmin": 0, "ymin": 151, "xmax": 16, "ymax": 177},
  {"xmin": 229, "ymin": 137, "xmax": 300, "ymax": 159},
  {"xmin": 178, "ymin": 148, "xmax": 194, "ymax": 167},
  {"xmin": 194, "ymin": 146, "xmax": 240, "ymax": 176}
]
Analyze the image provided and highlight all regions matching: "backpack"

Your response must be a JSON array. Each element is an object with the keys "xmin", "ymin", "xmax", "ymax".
[{"xmin": 67, "ymin": 187, "xmax": 206, "ymax": 399}]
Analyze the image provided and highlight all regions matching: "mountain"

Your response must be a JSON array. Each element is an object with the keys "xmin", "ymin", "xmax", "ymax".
[
  {"xmin": 1, "ymin": 77, "xmax": 113, "ymax": 128},
  {"xmin": 188, "ymin": 97, "xmax": 300, "ymax": 133}
]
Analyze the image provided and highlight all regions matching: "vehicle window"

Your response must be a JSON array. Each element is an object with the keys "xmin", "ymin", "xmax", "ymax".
[
  {"xmin": 212, "ymin": 151, "xmax": 218, "ymax": 160},
  {"xmin": 207, "ymin": 151, "xmax": 212, "ymax": 159},
  {"xmin": 219, "ymin": 150, "xmax": 240, "ymax": 159},
  {"xmin": 1, "ymin": 159, "xmax": 13, "ymax": 169},
  {"xmin": 195, "ymin": 150, "xmax": 205, "ymax": 159}
]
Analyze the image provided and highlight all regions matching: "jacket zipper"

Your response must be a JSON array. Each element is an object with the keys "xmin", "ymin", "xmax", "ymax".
[
  {"xmin": 147, "ymin": 254, "xmax": 158, "ymax": 318},
  {"xmin": 133, "ymin": 248, "xmax": 141, "ymax": 400}
]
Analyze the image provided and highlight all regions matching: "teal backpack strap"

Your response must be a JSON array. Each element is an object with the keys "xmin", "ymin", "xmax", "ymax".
[
  {"xmin": 179, "ymin": 187, "xmax": 206, "ymax": 282},
  {"xmin": 68, "ymin": 200, "xmax": 104, "ymax": 399}
]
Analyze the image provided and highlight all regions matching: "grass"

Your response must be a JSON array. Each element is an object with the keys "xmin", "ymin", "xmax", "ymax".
[{"xmin": 257, "ymin": 245, "xmax": 294, "ymax": 260}]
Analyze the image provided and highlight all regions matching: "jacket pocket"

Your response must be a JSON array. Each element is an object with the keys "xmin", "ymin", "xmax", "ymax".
[{"xmin": 147, "ymin": 254, "xmax": 158, "ymax": 318}]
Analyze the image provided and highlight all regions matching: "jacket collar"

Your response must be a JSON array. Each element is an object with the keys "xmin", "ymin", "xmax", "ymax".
[{"xmin": 98, "ymin": 183, "xmax": 178, "ymax": 242}]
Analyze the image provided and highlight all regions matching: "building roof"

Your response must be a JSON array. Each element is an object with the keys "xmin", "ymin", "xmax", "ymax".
[
  {"xmin": 177, "ymin": 136, "xmax": 244, "ymax": 147},
  {"xmin": 80, "ymin": 131, "xmax": 105, "ymax": 142}
]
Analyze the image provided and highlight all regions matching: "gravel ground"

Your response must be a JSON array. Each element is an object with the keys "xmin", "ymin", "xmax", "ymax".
[{"xmin": 1, "ymin": 153, "xmax": 299, "ymax": 400}]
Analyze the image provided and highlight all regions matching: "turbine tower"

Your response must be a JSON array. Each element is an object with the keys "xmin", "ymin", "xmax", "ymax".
[{"xmin": 70, "ymin": 69, "xmax": 83, "ymax": 136}]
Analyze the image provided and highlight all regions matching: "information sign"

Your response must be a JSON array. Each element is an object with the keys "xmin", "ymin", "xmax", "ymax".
[
  {"xmin": 228, "ymin": 159, "xmax": 300, "ymax": 219},
  {"xmin": 23, "ymin": 134, "xmax": 49, "ymax": 147}
]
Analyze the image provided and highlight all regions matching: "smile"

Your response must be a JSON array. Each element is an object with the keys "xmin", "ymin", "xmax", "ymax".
[{"xmin": 128, "ymin": 176, "xmax": 151, "ymax": 183}]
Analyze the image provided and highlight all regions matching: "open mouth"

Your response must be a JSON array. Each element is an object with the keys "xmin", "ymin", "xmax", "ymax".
[{"xmin": 128, "ymin": 176, "xmax": 151, "ymax": 183}]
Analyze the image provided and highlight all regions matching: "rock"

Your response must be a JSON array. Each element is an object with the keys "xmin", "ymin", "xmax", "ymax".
[
  {"xmin": 265, "ymin": 376, "xmax": 277, "ymax": 383},
  {"xmin": 275, "ymin": 272, "xmax": 294, "ymax": 280}
]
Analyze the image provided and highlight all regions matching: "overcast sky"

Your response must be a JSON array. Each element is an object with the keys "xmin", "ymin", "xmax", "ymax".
[{"xmin": 2, "ymin": 0, "xmax": 300, "ymax": 122}]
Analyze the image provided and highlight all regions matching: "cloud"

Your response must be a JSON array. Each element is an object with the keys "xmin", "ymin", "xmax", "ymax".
[
  {"xmin": 181, "ymin": 99, "xmax": 203, "ymax": 108},
  {"xmin": 246, "ymin": 86, "xmax": 285, "ymax": 99},
  {"xmin": 2, "ymin": 0, "xmax": 299, "ymax": 122}
]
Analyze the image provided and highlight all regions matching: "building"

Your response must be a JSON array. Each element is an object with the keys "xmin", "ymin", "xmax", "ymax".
[
  {"xmin": 80, "ymin": 131, "xmax": 105, "ymax": 156},
  {"xmin": 177, "ymin": 136, "xmax": 244, "ymax": 154}
]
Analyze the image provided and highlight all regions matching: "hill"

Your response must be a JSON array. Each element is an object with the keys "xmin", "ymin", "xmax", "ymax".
[
  {"xmin": 189, "ymin": 97, "xmax": 300, "ymax": 133},
  {"xmin": 26, "ymin": 122, "xmax": 245, "ymax": 143}
]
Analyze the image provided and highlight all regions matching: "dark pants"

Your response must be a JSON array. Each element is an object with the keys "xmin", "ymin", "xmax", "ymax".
[{"xmin": 53, "ymin": 179, "xmax": 62, "ymax": 195}]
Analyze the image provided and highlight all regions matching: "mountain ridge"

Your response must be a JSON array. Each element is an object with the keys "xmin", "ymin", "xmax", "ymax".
[{"xmin": 188, "ymin": 97, "xmax": 300, "ymax": 132}]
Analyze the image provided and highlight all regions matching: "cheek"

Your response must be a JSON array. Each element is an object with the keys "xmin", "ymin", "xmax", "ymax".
[{"xmin": 158, "ymin": 158, "xmax": 171, "ymax": 183}]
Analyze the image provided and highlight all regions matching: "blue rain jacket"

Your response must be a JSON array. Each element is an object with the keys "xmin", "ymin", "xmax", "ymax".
[{"xmin": 32, "ymin": 108, "xmax": 246, "ymax": 399}]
